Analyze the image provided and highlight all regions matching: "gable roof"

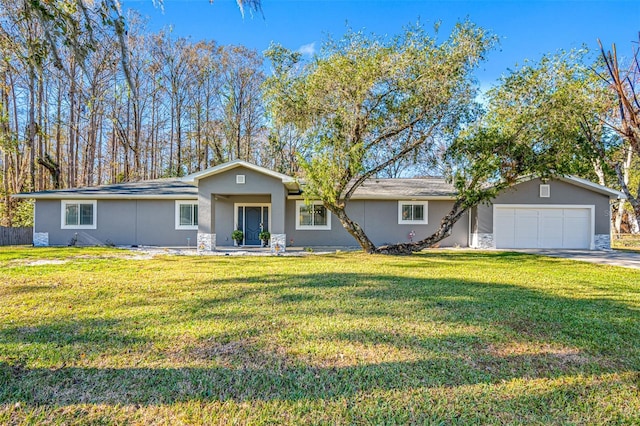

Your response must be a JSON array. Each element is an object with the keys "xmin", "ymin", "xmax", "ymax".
[
  {"xmin": 355, "ymin": 177, "xmax": 456, "ymax": 198},
  {"xmin": 182, "ymin": 159, "xmax": 299, "ymax": 190},
  {"xmin": 328, "ymin": 178, "xmax": 456, "ymax": 200},
  {"xmin": 13, "ymin": 160, "xmax": 623, "ymax": 202},
  {"xmin": 559, "ymin": 176, "xmax": 625, "ymax": 199},
  {"xmin": 13, "ymin": 179, "xmax": 197, "ymax": 200},
  {"xmin": 519, "ymin": 175, "xmax": 624, "ymax": 200}
]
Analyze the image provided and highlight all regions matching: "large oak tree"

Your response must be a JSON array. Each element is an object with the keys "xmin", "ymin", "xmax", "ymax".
[{"xmin": 264, "ymin": 22, "xmax": 496, "ymax": 253}]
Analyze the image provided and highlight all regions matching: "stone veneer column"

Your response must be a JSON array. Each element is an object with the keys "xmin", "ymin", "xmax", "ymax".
[
  {"xmin": 594, "ymin": 234, "xmax": 611, "ymax": 250},
  {"xmin": 197, "ymin": 233, "xmax": 216, "ymax": 252},
  {"xmin": 473, "ymin": 233, "xmax": 495, "ymax": 249},
  {"xmin": 270, "ymin": 234, "xmax": 286, "ymax": 254},
  {"xmin": 33, "ymin": 232, "xmax": 49, "ymax": 247}
]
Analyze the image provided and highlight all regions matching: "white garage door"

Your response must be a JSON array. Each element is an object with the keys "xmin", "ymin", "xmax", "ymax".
[{"xmin": 494, "ymin": 206, "xmax": 592, "ymax": 249}]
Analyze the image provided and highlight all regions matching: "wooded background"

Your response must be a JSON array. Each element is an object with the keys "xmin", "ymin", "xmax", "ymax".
[
  {"xmin": 1, "ymin": 2, "xmax": 638, "ymax": 238},
  {"xmin": 0, "ymin": 7, "xmax": 302, "ymax": 226}
]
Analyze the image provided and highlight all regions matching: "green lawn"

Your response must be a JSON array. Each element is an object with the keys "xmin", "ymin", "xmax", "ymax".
[{"xmin": 1, "ymin": 247, "xmax": 639, "ymax": 424}]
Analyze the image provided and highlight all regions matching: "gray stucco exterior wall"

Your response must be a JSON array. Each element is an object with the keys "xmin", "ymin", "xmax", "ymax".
[
  {"xmin": 35, "ymin": 199, "xmax": 196, "ymax": 246},
  {"xmin": 197, "ymin": 166, "xmax": 288, "ymax": 242},
  {"xmin": 475, "ymin": 178, "xmax": 612, "ymax": 234},
  {"xmin": 213, "ymin": 195, "xmax": 271, "ymax": 245},
  {"xmin": 285, "ymin": 199, "xmax": 468, "ymax": 247}
]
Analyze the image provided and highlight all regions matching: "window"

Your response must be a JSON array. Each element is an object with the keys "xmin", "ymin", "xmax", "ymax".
[
  {"xmin": 296, "ymin": 200, "xmax": 331, "ymax": 230},
  {"xmin": 61, "ymin": 200, "xmax": 97, "ymax": 229},
  {"xmin": 539, "ymin": 184, "xmax": 550, "ymax": 198},
  {"xmin": 398, "ymin": 201, "xmax": 428, "ymax": 224},
  {"xmin": 236, "ymin": 174, "xmax": 245, "ymax": 184},
  {"xmin": 175, "ymin": 201, "xmax": 198, "ymax": 230}
]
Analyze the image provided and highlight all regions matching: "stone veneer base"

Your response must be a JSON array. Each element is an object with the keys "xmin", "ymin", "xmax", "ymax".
[
  {"xmin": 594, "ymin": 234, "xmax": 611, "ymax": 250},
  {"xmin": 33, "ymin": 232, "xmax": 49, "ymax": 247},
  {"xmin": 197, "ymin": 233, "xmax": 215, "ymax": 252},
  {"xmin": 471, "ymin": 233, "xmax": 495, "ymax": 249},
  {"xmin": 270, "ymin": 234, "xmax": 286, "ymax": 254}
]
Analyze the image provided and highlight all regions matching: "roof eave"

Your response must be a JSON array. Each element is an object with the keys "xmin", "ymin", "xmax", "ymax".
[
  {"xmin": 558, "ymin": 176, "xmax": 626, "ymax": 199},
  {"xmin": 182, "ymin": 159, "xmax": 297, "ymax": 186},
  {"xmin": 12, "ymin": 193, "xmax": 197, "ymax": 200},
  {"xmin": 286, "ymin": 194, "xmax": 456, "ymax": 201}
]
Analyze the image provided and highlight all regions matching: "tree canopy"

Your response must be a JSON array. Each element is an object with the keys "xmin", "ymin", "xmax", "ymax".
[{"xmin": 265, "ymin": 21, "xmax": 496, "ymax": 253}]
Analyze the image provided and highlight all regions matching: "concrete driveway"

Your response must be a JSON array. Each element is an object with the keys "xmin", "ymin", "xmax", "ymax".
[{"xmin": 521, "ymin": 249, "xmax": 640, "ymax": 269}]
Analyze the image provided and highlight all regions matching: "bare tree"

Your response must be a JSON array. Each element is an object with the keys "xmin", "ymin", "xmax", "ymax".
[{"xmin": 597, "ymin": 37, "xmax": 640, "ymax": 231}]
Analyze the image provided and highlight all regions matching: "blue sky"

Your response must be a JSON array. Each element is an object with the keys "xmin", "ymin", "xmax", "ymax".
[{"xmin": 123, "ymin": 0, "xmax": 639, "ymax": 88}]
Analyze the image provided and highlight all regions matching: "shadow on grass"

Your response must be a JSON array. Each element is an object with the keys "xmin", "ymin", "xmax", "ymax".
[
  {"xmin": 1, "ymin": 266, "xmax": 639, "ymax": 407},
  {"xmin": 4, "ymin": 355, "xmax": 636, "ymax": 407},
  {"xmin": 0, "ymin": 318, "xmax": 148, "ymax": 348}
]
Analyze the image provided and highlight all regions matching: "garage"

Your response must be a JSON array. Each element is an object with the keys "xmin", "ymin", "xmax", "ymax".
[{"xmin": 494, "ymin": 205, "xmax": 593, "ymax": 249}]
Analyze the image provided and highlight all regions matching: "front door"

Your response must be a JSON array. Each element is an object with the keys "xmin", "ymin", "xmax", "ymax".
[
  {"xmin": 244, "ymin": 207, "xmax": 262, "ymax": 245},
  {"xmin": 236, "ymin": 204, "xmax": 269, "ymax": 246}
]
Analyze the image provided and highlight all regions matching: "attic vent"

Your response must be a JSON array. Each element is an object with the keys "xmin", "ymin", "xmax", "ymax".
[
  {"xmin": 539, "ymin": 184, "xmax": 550, "ymax": 198},
  {"xmin": 236, "ymin": 175, "xmax": 245, "ymax": 184}
]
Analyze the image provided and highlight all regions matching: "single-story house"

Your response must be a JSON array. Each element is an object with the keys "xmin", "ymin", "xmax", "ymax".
[{"xmin": 15, "ymin": 159, "xmax": 623, "ymax": 251}]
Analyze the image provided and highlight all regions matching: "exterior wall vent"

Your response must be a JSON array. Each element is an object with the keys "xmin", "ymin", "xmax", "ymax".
[
  {"xmin": 236, "ymin": 175, "xmax": 246, "ymax": 184},
  {"xmin": 539, "ymin": 184, "xmax": 550, "ymax": 198}
]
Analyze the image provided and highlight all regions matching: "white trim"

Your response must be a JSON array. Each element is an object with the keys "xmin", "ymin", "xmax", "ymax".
[
  {"xmin": 295, "ymin": 200, "xmax": 331, "ymax": 230},
  {"xmin": 61, "ymin": 200, "xmax": 97, "ymax": 230},
  {"xmin": 236, "ymin": 174, "xmax": 246, "ymax": 184},
  {"xmin": 539, "ymin": 184, "xmax": 550, "ymax": 198},
  {"xmin": 508, "ymin": 175, "xmax": 624, "ymax": 199},
  {"xmin": 233, "ymin": 203, "xmax": 272, "ymax": 245},
  {"xmin": 560, "ymin": 176, "xmax": 625, "ymax": 199},
  {"xmin": 16, "ymin": 194, "xmax": 197, "ymax": 200},
  {"xmin": 398, "ymin": 201, "xmax": 428, "ymax": 225},
  {"xmin": 175, "ymin": 200, "xmax": 199, "ymax": 230},
  {"xmin": 286, "ymin": 194, "xmax": 456, "ymax": 201},
  {"xmin": 182, "ymin": 159, "xmax": 296, "ymax": 184},
  {"xmin": 493, "ymin": 204, "xmax": 595, "ymax": 250},
  {"xmin": 468, "ymin": 207, "xmax": 472, "ymax": 247}
]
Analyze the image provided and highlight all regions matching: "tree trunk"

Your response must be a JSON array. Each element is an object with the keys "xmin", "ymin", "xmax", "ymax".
[
  {"xmin": 68, "ymin": 64, "xmax": 77, "ymax": 187},
  {"xmin": 55, "ymin": 74, "xmax": 63, "ymax": 185},
  {"xmin": 1, "ymin": 70, "xmax": 12, "ymax": 226},
  {"xmin": 328, "ymin": 203, "xmax": 377, "ymax": 253},
  {"xmin": 37, "ymin": 153, "xmax": 61, "ymax": 189},
  {"xmin": 36, "ymin": 67, "xmax": 45, "ymax": 190},
  {"xmin": 27, "ymin": 64, "xmax": 36, "ymax": 191},
  {"xmin": 629, "ymin": 209, "xmax": 640, "ymax": 234}
]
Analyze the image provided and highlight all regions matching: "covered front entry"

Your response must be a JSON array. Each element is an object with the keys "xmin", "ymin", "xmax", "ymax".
[
  {"xmin": 235, "ymin": 204, "xmax": 270, "ymax": 245},
  {"xmin": 494, "ymin": 205, "xmax": 593, "ymax": 249}
]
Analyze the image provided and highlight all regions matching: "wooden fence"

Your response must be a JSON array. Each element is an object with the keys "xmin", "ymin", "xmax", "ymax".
[
  {"xmin": 611, "ymin": 233, "xmax": 640, "ymax": 250},
  {"xmin": 0, "ymin": 227, "xmax": 33, "ymax": 246}
]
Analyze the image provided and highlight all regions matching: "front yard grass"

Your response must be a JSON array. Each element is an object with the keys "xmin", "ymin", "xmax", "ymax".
[{"xmin": 1, "ymin": 247, "xmax": 639, "ymax": 424}]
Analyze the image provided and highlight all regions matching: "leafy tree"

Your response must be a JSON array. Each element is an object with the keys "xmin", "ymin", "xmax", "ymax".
[
  {"xmin": 429, "ymin": 51, "xmax": 613, "ymax": 255},
  {"xmin": 477, "ymin": 42, "xmax": 640, "ymax": 234},
  {"xmin": 265, "ymin": 22, "xmax": 496, "ymax": 253},
  {"xmin": 597, "ymin": 37, "xmax": 640, "ymax": 231}
]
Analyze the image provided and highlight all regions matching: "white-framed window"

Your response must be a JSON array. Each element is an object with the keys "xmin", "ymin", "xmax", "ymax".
[
  {"xmin": 175, "ymin": 200, "xmax": 198, "ymax": 230},
  {"xmin": 61, "ymin": 200, "xmax": 97, "ymax": 229},
  {"xmin": 539, "ymin": 184, "xmax": 550, "ymax": 198},
  {"xmin": 296, "ymin": 200, "xmax": 331, "ymax": 230},
  {"xmin": 236, "ymin": 174, "xmax": 245, "ymax": 184},
  {"xmin": 398, "ymin": 201, "xmax": 428, "ymax": 224}
]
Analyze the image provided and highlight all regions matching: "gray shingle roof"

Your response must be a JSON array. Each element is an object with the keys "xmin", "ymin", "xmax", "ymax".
[
  {"xmin": 14, "ymin": 179, "xmax": 197, "ymax": 199},
  {"xmin": 15, "ymin": 176, "xmax": 456, "ymax": 200},
  {"xmin": 350, "ymin": 178, "xmax": 456, "ymax": 198}
]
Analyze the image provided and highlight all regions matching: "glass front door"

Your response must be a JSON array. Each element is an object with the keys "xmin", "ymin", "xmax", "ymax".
[{"xmin": 237, "ymin": 205, "xmax": 269, "ymax": 245}]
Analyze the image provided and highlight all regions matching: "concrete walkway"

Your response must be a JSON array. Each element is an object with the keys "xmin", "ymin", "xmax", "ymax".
[
  {"xmin": 126, "ymin": 245, "xmax": 360, "ymax": 257},
  {"xmin": 520, "ymin": 249, "xmax": 640, "ymax": 270},
  {"xmin": 123, "ymin": 245, "xmax": 640, "ymax": 269}
]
